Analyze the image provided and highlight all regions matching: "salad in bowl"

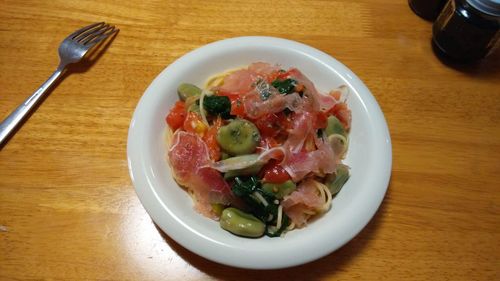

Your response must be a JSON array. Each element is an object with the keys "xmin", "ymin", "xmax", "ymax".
[
  {"xmin": 165, "ymin": 62, "xmax": 352, "ymax": 238},
  {"xmin": 127, "ymin": 36, "xmax": 391, "ymax": 269}
]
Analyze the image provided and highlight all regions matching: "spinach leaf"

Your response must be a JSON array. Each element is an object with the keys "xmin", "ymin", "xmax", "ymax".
[
  {"xmin": 266, "ymin": 214, "xmax": 290, "ymax": 237},
  {"xmin": 203, "ymin": 95, "xmax": 232, "ymax": 119},
  {"xmin": 232, "ymin": 176, "xmax": 275, "ymax": 220},
  {"xmin": 271, "ymin": 78, "xmax": 297, "ymax": 95},
  {"xmin": 232, "ymin": 176, "xmax": 260, "ymax": 197},
  {"xmin": 232, "ymin": 176, "xmax": 290, "ymax": 237}
]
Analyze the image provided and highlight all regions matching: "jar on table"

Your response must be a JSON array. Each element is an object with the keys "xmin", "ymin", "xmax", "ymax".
[
  {"xmin": 432, "ymin": 0, "xmax": 500, "ymax": 62},
  {"xmin": 409, "ymin": 0, "xmax": 448, "ymax": 21}
]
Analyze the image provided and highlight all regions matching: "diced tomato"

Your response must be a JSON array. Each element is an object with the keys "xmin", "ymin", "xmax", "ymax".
[
  {"xmin": 203, "ymin": 117, "xmax": 223, "ymax": 161},
  {"xmin": 230, "ymin": 96, "xmax": 246, "ymax": 117},
  {"xmin": 294, "ymin": 83, "xmax": 304, "ymax": 93},
  {"xmin": 254, "ymin": 112, "xmax": 293, "ymax": 139},
  {"xmin": 314, "ymin": 111, "xmax": 328, "ymax": 129},
  {"xmin": 216, "ymin": 92, "xmax": 246, "ymax": 117},
  {"xmin": 260, "ymin": 160, "xmax": 291, "ymax": 184},
  {"xmin": 277, "ymin": 112, "xmax": 293, "ymax": 131},
  {"xmin": 329, "ymin": 89, "xmax": 342, "ymax": 100},
  {"xmin": 183, "ymin": 112, "xmax": 207, "ymax": 136},
  {"xmin": 265, "ymin": 70, "xmax": 282, "ymax": 83},
  {"xmin": 259, "ymin": 136, "xmax": 280, "ymax": 149},
  {"xmin": 166, "ymin": 101, "xmax": 186, "ymax": 130},
  {"xmin": 254, "ymin": 113, "xmax": 281, "ymax": 138},
  {"xmin": 328, "ymin": 102, "xmax": 351, "ymax": 130},
  {"xmin": 277, "ymin": 68, "xmax": 300, "ymax": 80}
]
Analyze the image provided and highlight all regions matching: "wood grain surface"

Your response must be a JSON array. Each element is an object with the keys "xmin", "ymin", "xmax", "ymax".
[{"xmin": 1, "ymin": 0, "xmax": 499, "ymax": 280}]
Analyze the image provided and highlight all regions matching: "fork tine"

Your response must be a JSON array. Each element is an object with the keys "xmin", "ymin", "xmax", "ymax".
[
  {"xmin": 68, "ymin": 22, "xmax": 104, "ymax": 39},
  {"xmin": 85, "ymin": 26, "xmax": 119, "ymax": 46},
  {"xmin": 80, "ymin": 25, "xmax": 114, "ymax": 45},
  {"xmin": 74, "ymin": 23, "xmax": 110, "ymax": 43}
]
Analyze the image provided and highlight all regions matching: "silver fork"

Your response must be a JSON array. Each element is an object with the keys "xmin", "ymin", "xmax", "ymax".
[{"xmin": 0, "ymin": 22, "xmax": 118, "ymax": 147}]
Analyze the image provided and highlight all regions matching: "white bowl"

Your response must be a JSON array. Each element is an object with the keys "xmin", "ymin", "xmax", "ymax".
[{"xmin": 127, "ymin": 36, "xmax": 392, "ymax": 269}]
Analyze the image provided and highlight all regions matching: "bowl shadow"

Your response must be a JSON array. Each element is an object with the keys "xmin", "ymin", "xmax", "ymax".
[{"xmin": 154, "ymin": 181, "xmax": 392, "ymax": 280}]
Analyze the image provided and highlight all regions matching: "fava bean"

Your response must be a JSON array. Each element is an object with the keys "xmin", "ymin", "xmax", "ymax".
[
  {"xmin": 262, "ymin": 180, "xmax": 296, "ymax": 199},
  {"xmin": 177, "ymin": 83, "xmax": 202, "ymax": 101},
  {"xmin": 216, "ymin": 119, "xmax": 260, "ymax": 155},
  {"xmin": 326, "ymin": 164, "xmax": 350, "ymax": 195},
  {"xmin": 325, "ymin": 115, "xmax": 346, "ymax": 137},
  {"xmin": 220, "ymin": 207, "xmax": 265, "ymax": 238}
]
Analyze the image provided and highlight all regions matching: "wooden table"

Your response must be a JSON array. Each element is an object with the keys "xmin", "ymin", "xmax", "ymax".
[{"xmin": 1, "ymin": 1, "xmax": 499, "ymax": 280}]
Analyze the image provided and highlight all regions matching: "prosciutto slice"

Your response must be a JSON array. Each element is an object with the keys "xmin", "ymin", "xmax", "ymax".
[
  {"xmin": 218, "ymin": 62, "xmax": 280, "ymax": 96},
  {"xmin": 244, "ymin": 90, "xmax": 302, "ymax": 119},
  {"xmin": 168, "ymin": 131, "xmax": 233, "ymax": 218},
  {"xmin": 281, "ymin": 138, "xmax": 336, "ymax": 182},
  {"xmin": 285, "ymin": 111, "xmax": 314, "ymax": 153},
  {"xmin": 286, "ymin": 68, "xmax": 338, "ymax": 112},
  {"xmin": 218, "ymin": 69, "xmax": 257, "ymax": 95},
  {"xmin": 282, "ymin": 179, "xmax": 324, "ymax": 227}
]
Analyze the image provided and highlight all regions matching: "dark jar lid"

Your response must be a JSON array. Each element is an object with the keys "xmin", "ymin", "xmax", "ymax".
[{"xmin": 466, "ymin": 0, "xmax": 500, "ymax": 16}]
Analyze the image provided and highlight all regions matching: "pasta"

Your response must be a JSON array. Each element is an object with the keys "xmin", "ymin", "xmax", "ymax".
[{"xmin": 165, "ymin": 62, "xmax": 351, "ymax": 238}]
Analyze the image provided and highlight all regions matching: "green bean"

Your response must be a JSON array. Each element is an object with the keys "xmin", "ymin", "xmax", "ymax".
[
  {"xmin": 220, "ymin": 207, "xmax": 265, "ymax": 238},
  {"xmin": 177, "ymin": 83, "xmax": 202, "ymax": 101}
]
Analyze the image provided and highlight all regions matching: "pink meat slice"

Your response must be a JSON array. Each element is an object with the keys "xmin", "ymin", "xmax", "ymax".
[
  {"xmin": 248, "ymin": 62, "xmax": 281, "ymax": 77},
  {"xmin": 281, "ymin": 140, "xmax": 336, "ymax": 182},
  {"xmin": 286, "ymin": 68, "xmax": 338, "ymax": 112},
  {"xmin": 282, "ymin": 179, "xmax": 324, "ymax": 227},
  {"xmin": 168, "ymin": 131, "xmax": 233, "ymax": 218}
]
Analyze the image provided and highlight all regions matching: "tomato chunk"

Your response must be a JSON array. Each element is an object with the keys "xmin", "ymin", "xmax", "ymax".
[
  {"xmin": 183, "ymin": 112, "xmax": 207, "ymax": 136},
  {"xmin": 166, "ymin": 101, "xmax": 186, "ymax": 130},
  {"xmin": 203, "ymin": 117, "xmax": 223, "ymax": 161},
  {"xmin": 314, "ymin": 111, "xmax": 328, "ymax": 129},
  {"xmin": 260, "ymin": 160, "xmax": 291, "ymax": 184}
]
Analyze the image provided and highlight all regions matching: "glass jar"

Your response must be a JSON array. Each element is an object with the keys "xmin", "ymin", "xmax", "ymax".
[
  {"xmin": 409, "ymin": 0, "xmax": 448, "ymax": 21},
  {"xmin": 432, "ymin": 0, "xmax": 500, "ymax": 62}
]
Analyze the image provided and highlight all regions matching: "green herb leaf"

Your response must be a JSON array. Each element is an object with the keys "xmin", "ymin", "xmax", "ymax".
[
  {"xmin": 231, "ymin": 176, "xmax": 291, "ymax": 237},
  {"xmin": 203, "ymin": 95, "xmax": 232, "ymax": 119},
  {"xmin": 271, "ymin": 78, "xmax": 297, "ymax": 95},
  {"xmin": 265, "ymin": 214, "xmax": 290, "ymax": 237},
  {"xmin": 232, "ymin": 176, "xmax": 260, "ymax": 197}
]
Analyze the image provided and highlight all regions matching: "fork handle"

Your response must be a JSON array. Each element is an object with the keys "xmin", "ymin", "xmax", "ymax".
[{"xmin": 0, "ymin": 65, "xmax": 66, "ymax": 148}]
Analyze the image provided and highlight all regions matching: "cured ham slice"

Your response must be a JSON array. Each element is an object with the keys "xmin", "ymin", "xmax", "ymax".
[
  {"xmin": 285, "ymin": 111, "xmax": 314, "ymax": 153},
  {"xmin": 282, "ymin": 179, "xmax": 324, "ymax": 227},
  {"xmin": 248, "ymin": 62, "xmax": 281, "ymax": 77},
  {"xmin": 168, "ymin": 131, "xmax": 233, "ymax": 218},
  {"xmin": 218, "ymin": 69, "xmax": 257, "ymax": 95},
  {"xmin": 218, "ymin": 62, "xmax": 280, "ymax": 96},
  {"xmin": 244, "ymin": 91, "xmax": 302, "ymax": 119},
  {"xmin": 281, "ymin": 138, "xmax": 336, "ymax": 182},
  {"xmin": 286, "ymin": 68, "xmax": 338, "ymax": 112},
  {"xmin": 330, "ymin": 102, "xmax": 352, "ymax": 130}
]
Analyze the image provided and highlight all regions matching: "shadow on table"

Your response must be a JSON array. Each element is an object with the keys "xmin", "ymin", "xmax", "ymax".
[{"xmin": 156, "ymin": 182, "xmax": 391, "ymax": 280}]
